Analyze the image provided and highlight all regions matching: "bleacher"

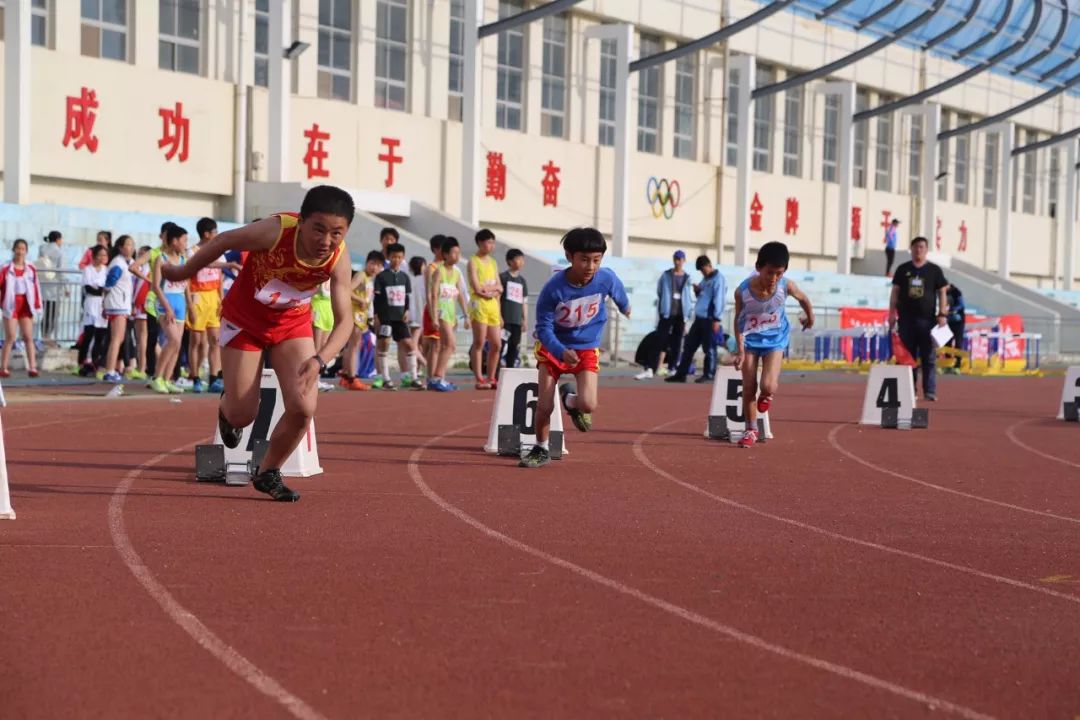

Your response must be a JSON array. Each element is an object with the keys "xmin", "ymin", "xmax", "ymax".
[{"xmin": 1036, "ymin": 288, "xmax": 1080, "ymax": 310}]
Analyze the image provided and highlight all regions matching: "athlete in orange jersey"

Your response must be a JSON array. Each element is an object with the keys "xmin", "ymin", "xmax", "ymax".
[{"xmin": 162, "ymin": 186, "xmax": 355, "ymax": 501}]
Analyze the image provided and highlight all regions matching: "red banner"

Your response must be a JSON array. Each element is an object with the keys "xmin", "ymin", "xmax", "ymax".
[{"xmin": 837, "ymin": 308, "xmax": 1024, "ymax": 363}]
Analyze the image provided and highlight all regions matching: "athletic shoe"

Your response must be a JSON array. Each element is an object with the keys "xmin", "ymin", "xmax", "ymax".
[
  {"xmin": 317, "ymin": 380, "xmax": 334, "ymax": 392},
  {"xmin": 218, "ymin": 407, "xmax": 243, "ymax": 449},
  {"xmin": 125, "ymin": 369, "xmax": 148, "ymax": 381},
  {"xmin": 757, "ymin": 395, "xmax": 772, "ymax": 413},
  {"xmin": 475, "ymin": 381, "xmax": 492, "ymax": 390},
  {"xmin": 252, "ymin": 468, "xmax": 300, "ymax": 502},
  {"xmin": 432, "ymin": 379, "xmax": 456, "ymax": 392},
  {"xmin": 519, "ymin": 445, "xmax": 551, "ymax": 468},
  {"xmin": 925, "ymin": 394, "xmax": 937, "ymax": 402},
  {"xmin": 401, "ymin": 373, "xmax": 414, "ymax": 387},
  {"xmin": 193, "ymin": 378, "xmax": 206, "ymax": 394},
  {"xmin": 382, "ymin": 379, "xmax": 398, "ymax": 391},
  {"xmin": 634, "ymin": 369, "xmax": 654, "ymax": 380},
  {"xmin": 664, "ymin": 374, "xmax": 687, "ymax": 383},
  {"xmin": 102, "ymin": 371, "xmax": 123, "ymax": 383},
  {"xmin": 370, "ymin": 377, "xmax": 385, "ymax": 390},
  {"xmin": 174, "ymin": 377, "xmax": 194, "ymax": 389},
  {"xmin": 426, "ymin": 378, "xmax": 441, "ymax": 391},
  {"xmin": 150, "ymin": 377, "xmax": 170, "ymax": 394},
  {"xmin": 694, "ymin": 375, "xmax": 713, "ymax": 384},
  {"xmin": 488, "ymin": 378, "xmax": 498, "ymax": 390},
  {"xmin": 737, "ymin": 428, "xmax": 758, "ymax": 449},
  {"xmin": 209, "ymin": 378, "xmax": 224, "ymax": 393},
  {"xmin": 656, "ymin": 367, "xmax": 671, "ymax": 378},
  {"xmin": 167, "ymin": 381, "xmax": 185, "ymax": 394},
  {"xmin": 560, "ymin": 383, "xmax": 592, "ymax": 432},
  {"xmin": 347, "ymin": 377, "xmax": 370, "ymax": 391},
  {"xmin": 95, "ymin": 370, "xmax": 106, "ymax": 381},
  {"xmin": 447, "ymin": 381, "xmax": 459, "ymax": 390}
]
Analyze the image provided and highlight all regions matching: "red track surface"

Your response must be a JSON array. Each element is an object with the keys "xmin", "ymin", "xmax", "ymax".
[{"xmin": 2, "ymin": 374, "xmax": 1079, "ymax": 719}]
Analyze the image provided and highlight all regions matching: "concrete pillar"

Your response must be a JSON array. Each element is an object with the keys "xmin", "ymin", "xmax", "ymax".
[
  {"xmin": 732, "ymin": 54, "xmax": 755, "ymax": 268},
  {"xmin": 267, "ymin": 0, "xmax": 291, "ymax": 183},
  {"xmin": 460, "ymin": 0, "xmax": 483, "ymax": 226},
  {"xmin": 3, "ymin": 0, "xmax": 30, "ymax": 204},
  {"xmin": 1063, "ymin": 139, "xmax": 1077, "ymax": 290},
  {"xmin": 991, "ymin": 122, "xmax": 1015, "ymax": 279},
  {"xmin": 818, "ymin": 80, "xmax": 855, "ymax": 274}
]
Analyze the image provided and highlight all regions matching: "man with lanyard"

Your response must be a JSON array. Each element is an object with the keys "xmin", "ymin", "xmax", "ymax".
[
  {"xmin": 666, "ymin": 255, "xmax": 726, "ymax": 384},
  {"xmin": 884, "ymin": 218, "xmax": 900, "ymax": 277},
  {"xmin": 636, "ymin": 250, "xmax": 692, "ymax": 379},
  {"xmin": 889, "ymin": 236, "xmax": 949, "ymax": 401}
]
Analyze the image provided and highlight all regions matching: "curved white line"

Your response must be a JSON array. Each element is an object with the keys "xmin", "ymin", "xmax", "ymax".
[
  {"xmin": 109, "ymin": 441, "xmax": 327, "ymax": 720},
  {"xmin": 408, "ymin": 423, "xmax": 992, "ymax": 720},
  {"xmin": 632, "ymin": 418, "xmax": 1080, "ymax": 606},
  {"xmin": 828, "ymin": 424, "xmax": 1080, "ymax": 526},
  {"xmin": 1004, "ymin": 418, "xmax": 1080, "ymax": 470}
]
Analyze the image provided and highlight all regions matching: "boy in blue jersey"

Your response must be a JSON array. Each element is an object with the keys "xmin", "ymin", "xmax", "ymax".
[
  {"xmin": 732, "ymin": 241, "xmax": 814, "ymax": 448},
  {"xmin": 520, "ymin": 227, "xmax": 631, "ymax": 468}
]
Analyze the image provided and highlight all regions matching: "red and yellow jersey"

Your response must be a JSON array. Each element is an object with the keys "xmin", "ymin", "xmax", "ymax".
[
  {"xmin": 188, "ymin": 253, "xmax": 223, "ymax": 293},
  {"xmin": 220, "ymin": 213, "xmax": 344, "ymax": 333}
]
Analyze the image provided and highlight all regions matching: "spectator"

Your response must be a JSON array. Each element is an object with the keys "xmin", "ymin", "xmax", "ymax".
[
  {"xmin": 0, "ymin": 239, "xmax": 42, "ymax": 377},
  {"xmin": 666, "ymin": 255, "xmax": 726, "ymax": 384},
  {"xmin": 77, "ymin": 245, "xmax": 110, "ymax": 376},
  {"xmin": 79, "ymin": 230, "xmax": 112, "ymax": 269},
  {"xmin": 37, "ymin": 230, "xmax": 63, "ymax": 343},
  {"xmin": 889, "ymin": 236, "xmax": 948, "ymax": 401},
  {"xmin": 379, "ymin": 227, "xmax": 399, "ymax": 265},
  {"xmin": 102, "ymin": 235, "xmax": 136, "ymax": 383},
  {"xmin": 499, "ymin": 249, "xmax": 528, "ymax": 371},
  {"xmin": 884, "ymin": 218, "xmax": 900, "ymax": 277},
  {"xmin": 945, "ymin": 284, "xmax": 966, "ymax": 373},
  {"xmin": 407, "ymin": 256, "xmax": 427, "ymax": 381},
  {"xmin": 636, "ymin": 250, "xmax": 693, "ymax": 380},
  {"xmin": 130, "ymin": 245, "xmax": 153, "ymax": 380}
]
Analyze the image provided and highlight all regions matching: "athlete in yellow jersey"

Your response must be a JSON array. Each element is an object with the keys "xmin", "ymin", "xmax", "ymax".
[{"xmin": 468, "ymin": 229, "xmax": 503, "ymax": 389}]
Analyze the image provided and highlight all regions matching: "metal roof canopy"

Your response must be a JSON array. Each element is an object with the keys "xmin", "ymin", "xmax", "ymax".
[
  {"xmin": 478, "ymin": 0, "xmax": 583, "ymax": 39},
  {"xmin": 1012, "ymin": 125, "xmax": 1080, "ymax": 155}
]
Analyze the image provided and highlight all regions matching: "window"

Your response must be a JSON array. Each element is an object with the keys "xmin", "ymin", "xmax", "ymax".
[
  {"xmin": 598, "ymin": 38, "xmax": 616, "ymax": 147},
  {"xmin": 81, "ymin": 0, "xmax": 127, "ymax": 61},
  {"xmin": 496, "ymin": 0, "xmax": 525, "ymax": 130},
  {"xmin": 1049, "ymin": 147, "xmax": 1060, "ymax": 218},
  {"xmin": 31, "ymin": 0, "xmax": 47, "ymax": 47},
  {"xmin": 853, "ymin": 89, "xmax": 869, "ymax": 188},
  {"xmin": 254, "ymin": 0, "xmax": 269, "ymax": 87},
  {"xmin": 753, "ymin": 64, "xmax": 775, "ymax": 172},
  {"xmin": 448, "ymin": 0, "xmax": 464, "ymax": 120},
  {"xmin": 983, "ymin": 133, "xmax": 998, "ymax": 208},
  {"xmin": 725, "ymin": 64, "xmax": 740, "ymax": 167},
  {"xmin": 159, "ymin": 0, "xmax": 200, "ymax": 75},
  {"xmin": 953, "ymin": 114, "xmax": 970, "ymax": 204},
  {"xmin": 375, "ymin": 0, "xmax": 408, "ymax": 110},
  {"xmin": 673, "ymin": 54, "xmax": 696, "ymax": 159},
  {"xmin": 938, "ymin": 113, "xmax": 950, "ymax": 201},
  {"xmin": 822, "ymin": 93, "xmax": 839, "ymax": 183},
  {"xmin": 874, "ymin": 99, "xmax": 894, "ymax": 192},
  {"xmin": 636, "ymin": 33, "xmax": 662, "ymax": 153},
  {"xmin": 1022, "ymin": 129, "xmax": 1037, "ymax": 214},
  {"xmin": 540, "ymin": 14, "xmax": 568, "ymax": 138},
  {"xmin": 318, "ymin": 0, "xmax": 352, "ymax": 101},
  {"xmin": 908, "ymin": 115, "xmax": 923, "ymax": 196},
  {"xmin": 782, "ymin": 85, "xmax": 802, "ymax": 177}
]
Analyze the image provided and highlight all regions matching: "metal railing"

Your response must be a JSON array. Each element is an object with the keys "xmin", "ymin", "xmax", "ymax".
[{"xmin": 35, "ymin": 271, "xmax": 88, "ymax": 345}]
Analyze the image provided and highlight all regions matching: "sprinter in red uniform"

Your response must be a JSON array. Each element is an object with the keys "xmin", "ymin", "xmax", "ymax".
[{"xmin": 162, "ymin": 186, "xmax": 355, "ymax": 501}]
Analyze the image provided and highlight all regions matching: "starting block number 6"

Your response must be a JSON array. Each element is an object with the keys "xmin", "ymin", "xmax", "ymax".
[{"xmin": 513, "ymin": 383, "xmax": 539, "ymax": 434}]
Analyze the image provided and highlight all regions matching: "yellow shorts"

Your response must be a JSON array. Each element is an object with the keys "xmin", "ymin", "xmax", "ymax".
[
  {"xmin": 187, "ymin": 290, "xmax": 221, "ymax": 332},
  {"xmin": 468, "ymin": 297, "xmax": 501, "ymax": 326}
]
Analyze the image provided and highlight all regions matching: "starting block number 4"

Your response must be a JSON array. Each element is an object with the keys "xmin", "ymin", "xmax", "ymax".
[
  {"xmin": 1057, "ymin": 367, "xmax": 1080, "ymax": 421},
  {"xmin": 484, "ymin": 368, "xmax": 567, "ymax": 457},
  {"xmin": 860, "ymin": 365, "xmax": 916, "ymax": 426},
  {"xmin": 704, "ymin": 367, "xmax": 772, "ymax": 443}
]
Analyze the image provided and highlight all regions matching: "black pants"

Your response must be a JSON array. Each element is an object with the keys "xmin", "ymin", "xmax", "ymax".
[
  {"xmin": 651, "ymin": 315, "xmax": 685, "ymax": 371},
  {"xmin": 78, "ymin": 325, "xmax": 109, "ymax": 368},
  {"xmin": 145, "ymin": 314, "xmax": 159, "ymax": 376},
  {"xmin": 122, "ymin": 322, "xmax": 136, "ymax": 367},
  {"xmin": 947, "ymin": 320, "xmax": 965, "ymax": 368},
  {"xmin": 897, "ymin": 316, "xmax": 937, "ymax": 396},
  {"xmin": 885, "ymin": 248, "xmax": 896, "ymax": 276},
  {"xmin": 501, "ymin": 323, "xmax": 522, "ymax": 369},
  {"xmin": 43, "ymin": 300, "xmax": 58, "ymax": 339},
  {"xmin": 675, "ymin": 318, "xmax": 718, "ymax": 379}
]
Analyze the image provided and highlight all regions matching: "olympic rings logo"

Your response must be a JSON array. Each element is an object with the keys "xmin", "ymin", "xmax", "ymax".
[{"xmin": 646, "ymin": 177, "xmax": 681, "ymax": 219}]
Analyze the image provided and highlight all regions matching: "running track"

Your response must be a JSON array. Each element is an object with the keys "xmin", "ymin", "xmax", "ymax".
[{"xmin": 2, "ymin": 373, "xmax": 1079, "ymax": 718}]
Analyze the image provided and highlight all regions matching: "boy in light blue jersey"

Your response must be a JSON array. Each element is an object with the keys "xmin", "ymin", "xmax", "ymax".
[
  {"xmin": 732, "ymin": 241, "xmax": 814, "ymax": 448},
  {"xmin": 520, "ymin": 227, "xmax": 631, "ymax": 468}
]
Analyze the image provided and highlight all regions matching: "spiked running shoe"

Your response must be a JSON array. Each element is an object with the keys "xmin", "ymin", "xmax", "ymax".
[
  {"xmin": 560, "ymin": 383, "xmax": 592, "ymax": 432},
  {"xmin": 756, "ymin": 394, "xmax": 772, "ymax": 413},
  {"xmin": 737, "ymin": 428, "xmax": 758, "ymax": 449},
  {"xmin": 218, "ymin": 407, "xmax": 243, "ymax": 449},
  {"xmin": 519, "ymin": 445, "xmax": 551, "ymax": 468},
  {"xmin": 252, "ymin": 468, "xmax": 300, "ymax": 502}
]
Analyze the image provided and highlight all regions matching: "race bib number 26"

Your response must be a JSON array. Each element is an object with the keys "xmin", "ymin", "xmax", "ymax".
[
  {"xmin": 387, "ymin": 285, "xmax": 407, "ymax": 307},
  {"xmin": 555, "ymin": 294, "xmax": 601, "ymax": 328},
  {"xmin": 255, "ymin": 278, "xmax": 315, "ymax": 309}
]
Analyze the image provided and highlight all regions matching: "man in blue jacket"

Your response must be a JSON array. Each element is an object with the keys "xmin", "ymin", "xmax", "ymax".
[
  {"xmin": 636, "ymin": 250, "xmax": 693, "ymax": 379},
  {"xmin": 666, "ymin": 255, "xmax": 726, "ymax": 384}
]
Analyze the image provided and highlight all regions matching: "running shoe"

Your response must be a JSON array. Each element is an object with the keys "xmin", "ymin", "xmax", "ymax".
[
  {"xmin": 488, "ymin": 378, "xmax": 498, "ymax": 390},
  {"xmin": 664, "ymin": 374, "xmax": 687, "ymax": 383},
  {"xmin": 475, "ymin": 381, "xmax": 491, "ymax": 390},
  {"xmin": 426, "ymin": 378, "xmax": 441, "ymax": 391},
  {"xmin": 102, "ymin": 371, "xmax": 123, "ymax": 383},
  {"xmin": 209, "ymin": 377, "xmax": 224, "ymax": 393},
  {"xmin": 218, "ymin": 406, "xmax": 243, "ymax": 449},
  {"xmin": 432, "ymin": 379, "xmax": 456, "ymax": 392},
  {"xmin": 150, "ymin": 377, "xmax": 170, "ymax": 394},
  {"xmin": 756, "ymin": 395, "xmax": 772, "ymax": 413},
  {"xmin": 634, "ymin": 369, "xmax": 654, "ymax": 380},
  {"xmin": 382, "ymin": 379, "xmax": 397, "ymax": 391},
  {"xmin": 370, "ymin": 377, "xmax": 385, "ymax": 390},
  {"xmin": 560, "ymin": 383, "xmax": 592, "ymax": 432},
  {"xmin": 519, "ymin": 445, "xmax": 551, "ymax": 468},
  {"xmin": 656, "ymin": 367, "xmax": 671, "ymax": 378},
  {"xmin": 174, "ymin": 377, "xmax": 194, "ymax": 389},
  {"xmin": 737, "ymin": 428, "xmax": 758, "ymax": 449},
  {"xmin": 192, "ymin": 378, "xmax": 206, "ymax": 394},
  {"xmin": 167, "ymin": 382, "xmax": 185, "ymax": 394},
  {"xmin": 125, "ymin": 369, "xmax": 148, "ymax": 381},
  {"xmin": 694, "ymin": 375, "xmax": 713, "ymax": 384},
  {"xmin": 317, "ymin": 380, "xmax": 334, "ymax": 392},
  {"xmin": 252, "ymin": 468, "xmax": 300, "ymax": 502}
]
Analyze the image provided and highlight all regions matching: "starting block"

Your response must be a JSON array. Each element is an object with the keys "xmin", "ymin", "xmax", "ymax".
[
  {"xmin": 707, "ymin": 416, "xmax": 767, "ymax": 443},
  {"xmin": 195, "ymin": 440, "xmax": 270, "ymax": 485},
  {"xmin": 1057, "ymin": 367, "xmax": 1080, "ymax": 420},
  {"xmin": 496, "ymin": 425, "xmax": 564, "ymax": 459},
  {"xmin": 1063, "ymin": 402, "xmax": 1079, "ymax": 422},
  {"xmin": 881, "ymin": 407, "xmax": 929, "ymax": 430}
]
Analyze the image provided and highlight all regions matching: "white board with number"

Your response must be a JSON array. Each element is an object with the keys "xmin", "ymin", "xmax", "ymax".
[
  {"xmin": 860, "ymin": 364, "xmax": 917, "ymax": 425},
  {"xmin": 704, "ymin": 366, "xmax": 773, "ymax": 441},
  {"xmin": 484, "ymin": 368, "xmax": 566, "ymax": 454},
  {"xmin": 212, "ymin": 369, "xmax": 322, "ymax": 477},
  {"xmin": 1056, "ymin": 366, "xmax": 1080, "ymax": 419}
]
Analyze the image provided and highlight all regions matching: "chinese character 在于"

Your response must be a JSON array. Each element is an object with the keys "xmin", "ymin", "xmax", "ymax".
[
  {"xmin": 303, "ymin": 124, "xmax": 330, "ymax": 179},
  {"xmin": 158, "ymin": 102, "xmax": 190, "ymax": 163},
  {"xmin": 62, "ymin": 86, "xmax": 100, "ymax": 153},
  {"xmin": 749, "ymin": 193, "xmax": 763, "ymax": 232},
  {"xmin": 379, "ymin": 137, "xmax": 403, "ymax": 188},
  {"xmin": 784, "ymin": 197, "xmax": 799, "ymax": 235},
  {"xmin": 541, "ymin": 161, "xmax": 561, "ymax": 207},
  {"xmin": 485, "ymin": 152, "xmax": 507, "ymax": 201}
]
